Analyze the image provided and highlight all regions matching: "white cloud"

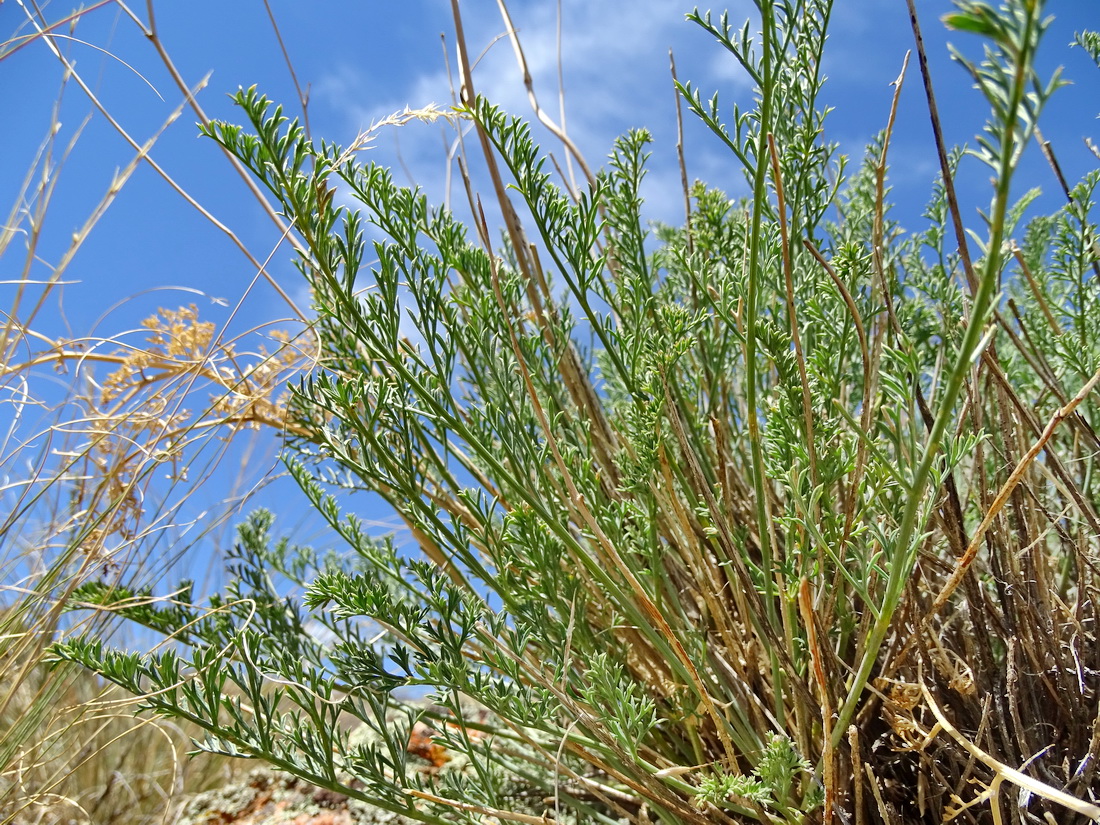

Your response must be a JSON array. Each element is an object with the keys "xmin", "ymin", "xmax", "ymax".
[
  {"xmin": 315, "ymin": 2, "xmax": 719, "ymax": 200},
  {"xmin": 311, "ymin": 1, "xmax": 941, "ymax": 234}
]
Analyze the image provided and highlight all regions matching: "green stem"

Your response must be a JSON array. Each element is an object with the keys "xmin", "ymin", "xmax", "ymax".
[
  {"xmin": 830, "ymin": 0, "xmax": 1042, "ymax": 751},
  {"xmin": 743, "ymin": 0, "xmax": 786, "ymax": 725}
]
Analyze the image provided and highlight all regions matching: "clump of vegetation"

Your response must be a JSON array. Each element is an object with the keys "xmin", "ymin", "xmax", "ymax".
[{"xmin": 56, "ymin": 0, "xmax": 1100, "ymax": 823}]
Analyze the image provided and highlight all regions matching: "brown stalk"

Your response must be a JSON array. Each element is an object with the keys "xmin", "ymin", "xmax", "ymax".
[
  {"xmin": 925, "ymin": 363, "xmax": 1100, "ymax": 625},
  {"xmin": 704, "ymin": 421, "xmax": 756, "ymax": 596},
  {"xmin": 865, "ymin": 762, "xmax": 898, "ymax": 825},
  {"xmin": 1010, "ymin": 243, "xmax": 1062, "ymax": 335},
  {"xmin": 1034, "ymin": 128, "xmax": 1100, "ymax": 281},
  {"xmin": 527, "ymin": 250, "xmax": 623, "ymax": 491},
  {"xmin": 871, "ymin": 51, "xmax": 909, "ymax": 311},
  {"xmin": 493, "ymin": 0, "xmax": 596, "ymax": 190},
  {"xmin": 904, "ymin": 0, "xmax": 979, "ymax": 297},
  {"xmin": 454, "ymin": 174, "xmax": 610, "ymax": 603},
  {"xmin": 1008, "ymin": 301, "xmax": 1100, "ymax": 452},
  {"xmin": 849, "ymin": 726, "xmax": 866, "ymax": 825},
  {"xmin": 260, "ymin": 0, "xmax": 311, "ymax": 140},
  {"xmin": 449, "ymin": 1, "xmax": 621, "ymax": 488},
  {"xmin": 798, "ymin": 578, "xmax": 835, "ymax": 824},
  {"xmin": 0, "ymin": 0, "xmax": 116, "ymax": 62},
  {"xmin": 1000, "ymin": 304, "xmax": 1071, "ymax": 407},
  {"xmin": 802, "ymin": 242, "xmax": 869, "ymax": 388},
  {"xmin": 97, "ymin": 1, "xmax": 310, "ymax": 323},
  {"xmin": 670, "ymin": 49, "xmax": 693, "ymax": 254},
  {"xmin": 655, "ymin": 449, "xmax": 742, "ymax": 664}
]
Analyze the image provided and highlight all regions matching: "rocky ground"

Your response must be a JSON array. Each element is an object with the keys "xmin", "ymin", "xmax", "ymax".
[
  {"xmin": 177, "ymin": 767, "xmax": 420, "ymax": 825},
  {"xmin": 177, "ymin": 719, "xmax": 454, "ymax": 825}
]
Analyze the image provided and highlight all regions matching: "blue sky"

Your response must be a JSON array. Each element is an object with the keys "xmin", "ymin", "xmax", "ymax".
[
  {"xmin": 7, "ymin": 1, "xmax": 1098, "ymax": 329},
  {"xmin": 3, "ymin": 0, "xmax": 1099, "ymax": 587}
]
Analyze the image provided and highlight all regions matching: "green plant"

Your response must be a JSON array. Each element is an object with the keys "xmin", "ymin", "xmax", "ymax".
[{"xmin": 57, "ymin": 1, "xmax": 1100, "ymax": 822}]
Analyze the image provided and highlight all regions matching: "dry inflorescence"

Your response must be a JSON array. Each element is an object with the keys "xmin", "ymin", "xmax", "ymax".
[{"xmin": 55, "ymin": 305, "xmax": 316, "ymax": 556}]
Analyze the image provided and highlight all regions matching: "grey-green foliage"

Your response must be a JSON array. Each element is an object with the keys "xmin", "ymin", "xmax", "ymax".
[
  {"xmin": 55, "ymin": 1, "xmax": 1100, "ymax": 823},
  {"xmin": 1073, "ymin": 29, "xmax": 1100, "ymax": 68}
]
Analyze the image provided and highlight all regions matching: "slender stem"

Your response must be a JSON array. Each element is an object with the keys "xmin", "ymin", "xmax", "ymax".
[
  {"xmin": 831, "ymin": 0, "xmax": 1042, "ymax": 750},
  {"xmin": 743, "ymin": 0, "xmax": 786, "ymax": 726}
]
